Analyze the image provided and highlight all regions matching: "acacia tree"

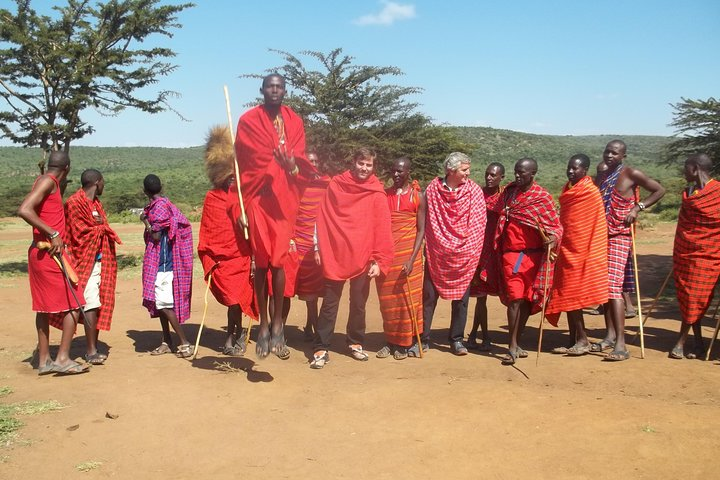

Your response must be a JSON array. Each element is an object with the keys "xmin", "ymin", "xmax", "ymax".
[
  {"xmin": 0, "ymin": 0, "xmax": 193, "ymax": 160},
  {"xmin": 244, "ymin": 48, "xmax": 471, "ymax": 180},
  {"xmin": 667, "ymin": 97, "xmax": 720, "ymax": 172}
]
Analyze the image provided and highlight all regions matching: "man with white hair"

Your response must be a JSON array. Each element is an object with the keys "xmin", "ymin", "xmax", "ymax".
[{"xmin": 409, "ymin": 152, "xmax": 486, "ymax": 356}]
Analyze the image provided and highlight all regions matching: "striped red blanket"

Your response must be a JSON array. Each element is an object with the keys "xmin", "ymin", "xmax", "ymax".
[
  {"xmin": 545, "ymin": 177, "xmax": 608, "ymax": 326},
  {"xmin": 294, "ymin": 176, "xmax": 330, "ymax": 299},
  {"xmin": 424, "ymin": 177, "xmax": 486, "ymax": 300},
  {"xmin": 673, "ymin": 179, "xmax": 720, "ymax": 324},
  {"xmin": 471, "ymin": 186, "xmax": 504, "ymax": 296},
  {"xmin": 376, "ymin": 185, "xmax": 424, "ymax": 347}
]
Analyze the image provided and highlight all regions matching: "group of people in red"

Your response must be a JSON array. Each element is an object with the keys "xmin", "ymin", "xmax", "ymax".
[{"xmin": 18, "ymin": 73, "xmax": 720, "ymax": 375}]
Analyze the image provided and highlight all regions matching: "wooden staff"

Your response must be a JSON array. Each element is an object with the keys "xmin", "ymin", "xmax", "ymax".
[
  {"xmin": 536, "ymin": 242, "xmax": 552, "ymax": 366},
  {"xmin": 630, "ymin": 268, "xmax": 672, "ymax": 346},
  {"xmin": 630, "ymin": 225, "xmax": 645, "ymax": 359},
  {"xmin": 192, "ymin": 264, "xmax": 219, "ymax": 360},
  {"xmin": 36, "ymin": 241, "xmax": 79, "ymax": 285},
  {"xmin": 223, "ymin": 85, "xmax": 249, "ymax": 240},
  {"xmin": 704, "ymin": 295, "xmax": 720, "ymax": 361},
  {"xmin": 405, "ymin": 275, "xmax": 423, "ymax": 359}
]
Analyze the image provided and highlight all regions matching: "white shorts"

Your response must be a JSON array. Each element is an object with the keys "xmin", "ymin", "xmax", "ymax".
[
  {"xmin": 83, "ymin": 261, "xmax": 102, "ymax": 310},
  {"xmin": 154, "ymin": 271, "xmax": 174, "ymax": 309}
]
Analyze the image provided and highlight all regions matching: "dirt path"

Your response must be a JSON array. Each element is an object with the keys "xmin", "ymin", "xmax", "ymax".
[{"xmin": 1, "ymin": 220, "xmax": 718, "ymax": 479}]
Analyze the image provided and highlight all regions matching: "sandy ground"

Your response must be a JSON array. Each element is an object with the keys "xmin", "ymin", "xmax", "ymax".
[{"xmin": 1, "ymin": 219, "xmax": 719, "ymax": 479}]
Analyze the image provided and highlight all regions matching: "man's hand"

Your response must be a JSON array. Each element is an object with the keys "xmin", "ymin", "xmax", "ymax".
[
  {"xmin": 237, "ymin": 213, "xmax": 248, "ymax": 230},
  {"xmin": 368, "ymin": 261, "xmax": 380, "ymax": 278},
  {"xmin": 544, "ymin": 234, "xmax": 558, "ymax": 250},
  {"xmin": 401, "ymin": 261, "xmax": 413, "ymax": 276},
  {"xmin": 48, "ymin": 235, "xmax": 64, "ymax": 257},
  {"xmin": 314, "ymin": 251, "xmax": 321, "ymax": 266},
  {"xmin": 273, "ymin": 145, "xmax": 296, "ymax": 174},
  {"xmin": 623, "ymin": 206, "xmax": 639, "ymax": 226}
]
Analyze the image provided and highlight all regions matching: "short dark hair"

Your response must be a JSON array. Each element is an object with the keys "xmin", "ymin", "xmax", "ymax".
[
  {"xmin": 143, "ymin": 174, "xmax": 162, "ymax": 195},
  {"xmin": 47, "ymin": 151, "xmax": 70, "ymax": 169},
  {"xmin": 569, "ymin": 153, "xmax": 591, "ymax": 170},
  {"xmin": 686, "ymin": 153, "xmax": 712, "ymax": 172},
  {"xmin": 517, "ymin": 157, "xmax": 538, "ymax": 174},
  {"xmin": 394, "ymin": 156, "xmax": 412, "ymax": 169},
  {"xmin": 81, "ymin": 169, "xmax": 103, "ymax": 188},
  {"xmin": 608, "ymin": 139, "xmax": 627, "ymax": 153},
  {"xmin": 262, "ymin": 73, "xmax": 285, "ymax": 88},
  {"xmin": 487, "ymin": 162, "xmax": 505, "ymax": 175}
]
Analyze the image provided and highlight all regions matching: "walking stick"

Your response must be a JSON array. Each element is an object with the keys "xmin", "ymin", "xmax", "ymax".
[
  {"xmin": 223, "ymin": 85, "xmax": 249, "ymax": 240},
  {"xmin": 630, "ymin": 268, "xmax": 672, "ymax": 345},
  {"xmin": 192, "ymin": 264, "xmax": 218, "ymax": 360},
  {"xmin": 630, "ymin": 225, "xmax": 645, "ymax": 359},
  {"xmin": 704, "ymin": 295, "xmax": 720, "ymax": 361},
  {"xmin": 405, "ymin": 275, "xmax": 423, "ymax": 359},
  {"xmin": 536, "ymin": 243, "xmax": 552, "ymax": 366}
]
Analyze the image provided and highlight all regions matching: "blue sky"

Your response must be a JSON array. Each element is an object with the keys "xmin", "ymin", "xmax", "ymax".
[{"xmin": 3, "ymin": 0, "xmax": 719, "ymax": 147}]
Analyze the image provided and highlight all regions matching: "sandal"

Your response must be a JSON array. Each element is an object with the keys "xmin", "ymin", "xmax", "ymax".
[
  {"xmin": 590, "ymin": 340, "xmax": 615, "ymax": 353},
  {"xmin": 466, "ymin": 335, "xmax": 479, "ymax": 350},
  {"xmin": 376, "ymin": 345, "xmax": 392, "ymax": 359},
  {"xmin": 393, "ymin": 347, "xmax": 408, "ymax": 360},
  {"xmin": 349, "ymin": 344, "xmax": 369, "ymax": 361},
  {"xmin": 176, "ymin": 343, "xmax": 194, "ymax": 358},
  {"xmin": 551, "ymin": 346, "xmax": 569, "ymax": 355},
  {"xmin": 256, "ymin": 329, "xmax": 271, "ymax": 360},
  {"xmin": 604, "ymin": 350, "xmax": 630, "ymax": 362},
  {"xmin": 274, "ymin": 343, "xmax": 290, "ymax": 360},
  {"xmin": 222, "ymin": 344, "xmax": 245, "ymax": 356},
  {"xmin": 566, "ymin": 343, "xmax": 591, "ymax": 356},
  {"xmin": 38, "ymin": 359, "xmax": 55, "ymax": 376},
  {"xmin": 150, "ymin": 342, "xmax": 172, "ymax": 355},
  {"xmin": 84, "ymin": 352, "xmax": 107, "ymax": 365},
  {"xmin": 310, "ymin": 350, "xmax": 329, "ymax": 369},
  {"xmin": 501, "ymin": 349, "xmax": 517, "ymax": 365},
  {"xmin": 53, "ymin": 360, "xmax": 90, "ymax": 375},
  {"xmin": 669, "ymin": 346, "xmax": 684, "ymax": 360}
]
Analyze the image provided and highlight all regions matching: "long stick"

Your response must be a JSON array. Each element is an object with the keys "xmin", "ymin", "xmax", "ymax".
[
  {"xmin": 55, "ymin": 253, "xmax": 87, "ymax": 325},
  {"xmin": 704, "ymin": 295, "xmax": 720, "ymax": 361},
  {"xmin": 191, "ymin": 273, "xmax": 213, "ymax": 360},
  {"xmin": 630, "ymin": 226, "xmax": 645, "ymax": 358},
  {"xmin": 630, "ymin": 268, "xmax": 672, "ymax": 345},
  {"xmin": 223, "ymin": 85, "xmax": 249, "ymax": 240},
  {"xmin": 536, "ymin": 243, "xmax": 552, "ymax": 366},
  {"xmin": 405, "ymin": 275, "xmax": 423, "ymax": 359}
]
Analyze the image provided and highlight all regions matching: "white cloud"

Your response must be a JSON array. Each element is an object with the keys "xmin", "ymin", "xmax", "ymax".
[{"xmin": 354, "ymin": 2, "xmax": 416, "ymax": 26}]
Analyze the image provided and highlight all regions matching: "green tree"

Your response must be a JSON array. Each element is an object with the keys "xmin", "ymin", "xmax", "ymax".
[
  {"xmin": 0, "ymin": 0, "xmax": 193, "ymax": 160},
  {"xmin": 666, "ymin": 97, "xmax": 720, "ymax": 172},
  {"xmin": 244, "ymin": 48, "xmax": 472, "ymax": 180}
]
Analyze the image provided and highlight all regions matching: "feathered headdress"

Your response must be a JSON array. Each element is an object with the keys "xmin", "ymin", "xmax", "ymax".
[{"xmin": 204, "ymin": 125, "xmax": 235, "ymax": 189}]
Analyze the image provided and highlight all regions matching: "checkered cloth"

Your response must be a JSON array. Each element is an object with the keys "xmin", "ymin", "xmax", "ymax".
[
  {"xmin": 142, "ymin": 197, "xmax": 193, "ymax": 323},
  {"xmin": 673, "ymin": 179, "xmax": 720, "ymax": 324},
  {"xmin": 425, "ymin": 177, "xmax": 486, "ymax": 300}
]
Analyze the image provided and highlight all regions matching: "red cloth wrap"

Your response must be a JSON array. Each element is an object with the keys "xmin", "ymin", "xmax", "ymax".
[
  {"xmin": 471, "ymin": 186, "xmax": 504, "ymax": 296},
  {"xmin": 198, "ymin": 187, "xmax": 258, "ymax": 320},
  {"xmin": 234, "ymin": 105, "xmax": 315, "ymax": 268},
  {"xmin": 494, "ymin": 182, "xmax": 562, "ymax": 314},
  {"xmin": 28, "ymin": 175, "xmax": 86, "ymax": 314},
  {"xmin": 424, "ymin": 177, "xmax": 486, "ymax": 300},
  {"xmin": 50, "ymin": 189, "xmax": 121, "ymax": 330},
  {"xmin": 545, "ymin": 177, "xmax": 608, "ymax": 326},
  {"xmin": 317, "ymin": 170, "xmax": 393, "ymax": 281},
  {"xmin": 673, "ymin": 180, "xmax": 720, "ymax": 324},
  {"xmin": 294, "ymin": 176, "xmax": 330, "ymax": 299}
]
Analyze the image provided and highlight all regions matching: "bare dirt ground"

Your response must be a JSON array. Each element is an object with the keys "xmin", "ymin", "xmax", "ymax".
[{"xmin": 1, "ymin": 219, "xmax": 719, "ymax": 479}]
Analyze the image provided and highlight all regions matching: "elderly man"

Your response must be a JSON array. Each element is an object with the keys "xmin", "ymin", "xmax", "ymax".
[
  {"xmin": 545, "ymin": 154, "xmax": 608, "ymax": 355},
  {"xmin": 495, "ymin": 158, "xmax": 562, "ymax": 365},
  {"xmin": 234, "ymin": 73, "xmax": 317, "ymax": 358},
  {"xmin": 670, "ymin": 153, "xmax": 720, "ymax": 359},
  {"xmin": 375, "ymin": 157, "xmax": 426, "ymax": 360},
  {"xmin": 410, "ymin": 152, "xmax": 486, "ymax": 357},
  {"xmin": 311, "ymin": 148, "xmax": 393, "ymax": 369},
  {"xmin": 594, "ymin": 140, "xmax": 665, "ymax": 361}
]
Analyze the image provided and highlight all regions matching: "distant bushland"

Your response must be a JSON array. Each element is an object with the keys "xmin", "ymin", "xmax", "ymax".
[{"xmin": 0, "ymin": 127, "xmax": 684, "ymax": 221}]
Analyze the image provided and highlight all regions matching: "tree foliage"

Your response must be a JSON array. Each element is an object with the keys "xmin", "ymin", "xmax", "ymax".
[
  {"xmin": 0, "ymin": 0, "xmax": 193, "ymax": 156},
  {"xmin": 243, "ymin": 48, "xmax": 471, "ymax": 180},
  {"xmin": 666, "ymin": 97, "xmax": 720, "ymax": 173}
]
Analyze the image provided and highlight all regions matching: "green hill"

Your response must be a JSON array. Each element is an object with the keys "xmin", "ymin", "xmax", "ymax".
[{"xmin": 0, "ymin": 127, "xmax": 684, "ymax": 219}]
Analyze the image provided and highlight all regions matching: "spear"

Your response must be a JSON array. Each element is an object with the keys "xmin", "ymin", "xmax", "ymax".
[{"xmin": 223, "ymin": 85, "xmax": 249, "ymax": 240}]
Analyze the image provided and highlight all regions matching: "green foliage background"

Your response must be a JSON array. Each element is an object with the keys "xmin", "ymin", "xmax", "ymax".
[{"xmin": 0, "ymin": 127, "xmax": 684, "ymax": 219}]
